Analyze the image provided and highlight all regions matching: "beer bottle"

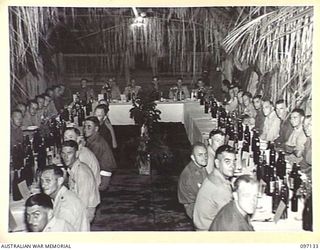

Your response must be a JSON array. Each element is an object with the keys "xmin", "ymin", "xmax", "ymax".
[
  {"xmin": 291, "ymin": 191, "xmax": 298, "ymax": 212},
  {"xmin": 280, "ymin": 178, "xmax": 289, "ymax": 219},
  {"xmin": 289, "ymin": 163, "xmax": 299, "ymax": 191},
  {"xmin": 302, "ymin": 194, "xmax": 313, "ymax": 231},
  {"xmin": 237, "ymin": 118, "xmax": 243, "ymax": 141},
  {"xmin": 272, "ymin": 179, "xmax": 281, "ymax": 213}
]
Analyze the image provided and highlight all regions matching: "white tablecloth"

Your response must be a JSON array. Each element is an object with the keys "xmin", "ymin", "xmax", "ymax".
[
  {"xmin": 108, "ymin": 101, "xmax": 215, "ymax": 145},
  {"xmin": 108, "ymin": 101, "xmax": 185, "ymax": 125}
]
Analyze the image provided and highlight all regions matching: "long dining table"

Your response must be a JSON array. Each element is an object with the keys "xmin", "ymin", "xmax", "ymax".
[{"xmin": 9, "ymin": 99, "xmax": 304, "ymax": 232}]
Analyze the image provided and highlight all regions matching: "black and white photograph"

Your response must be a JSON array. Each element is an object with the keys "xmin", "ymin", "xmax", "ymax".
[{"xmin": 5, "ymin": 3, "xmax": 315, "ymax": 238}]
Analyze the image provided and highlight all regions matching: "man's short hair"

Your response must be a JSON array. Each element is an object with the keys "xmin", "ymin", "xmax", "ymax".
[
  {"xmin": 242, "ymin": 91, "xmax": 252, "ymax": 99},
  {"xmin": 11, "ymin": 109, "xmax": 22, "ymax": 116},
  {"xmin": 177, "ymin": 77, "xmax": 183, "ymax": 81},
  {"xmin": 209, "ymin": 129, "xmax": 225, "ymax": 139},
  {"xmin": 52, "ymin": 85, "xmax": 60, "ymax": 90},
  {"xmin": 40, "ymin": 165, "xmax": 64, "ymax": 178},
  {"xmin": 36, "ymin": 95, "xmax": 45, "ymax": 101},
  {"xmin": 275, "ymin": 99, "xmax": 286, "ymax": 106},
  {"xmin": 25, "ymin": 193, "xmax": 53, "ymax": 209},
  {"xmin": 28, "ymin": 100, "xmax": 38, "ymax": 107},
  {"xmin": 62, "ymin": 140, "xmax": 79, "ymax": 151},
  {"xmin": 85, "ymin": 116, "xmax": 100, "ymax": 127},
  {"xmin": 291, "ymin": 108, "xmax": 305, "ymax": 117},
  {"xmin": 262, "ymin": 99, "xmax": 274, "ymax": 107},
  {"xmin": 222, "ymin": 79, "xmax": 230, "ymax": 87},
  {"xmin": 80, "ymin": 78, "xmax": 88, "ymax": 82},
  {"xmin": 233, "ymin": 174, "xmax": 258, "ymax": 192},
  {"xmin": 64, "ymin": 127, "xmax": 81, "ymax": 136},
  {"xmin": 95, "ymin": 104, "xmax": 109, "ymax": 114},
  {"xmin": 45, "ymin": 87, "xmax": 53, "ymax": 94},
  {"xmin": 191, "ymin": 142, "xmax": 207, "ymax": 155},
  {"xmin": 253, "ymin": 94, "xmax": 262, "ymax": 100},
  {"xmin": 215, "ymin": 145, "xmax": 235, "ymax": 160},
  {"xmin": 152, "ymin": 76, "xmax": 158, "ymax": 80}
]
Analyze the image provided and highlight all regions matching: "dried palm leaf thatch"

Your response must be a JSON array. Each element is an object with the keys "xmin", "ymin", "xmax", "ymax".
[
  {"xmin": 222, "ymin": 6, "xmax": 313, "ymax": 108},
  {"xmin": 9, "ymin": 6, "xmax": 61, "ymax": 104}
]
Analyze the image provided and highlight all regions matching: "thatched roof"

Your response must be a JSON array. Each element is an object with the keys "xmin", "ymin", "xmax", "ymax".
[{"xmin": 9, "ymin": 6, "xmax": 313, "ymax": 109}]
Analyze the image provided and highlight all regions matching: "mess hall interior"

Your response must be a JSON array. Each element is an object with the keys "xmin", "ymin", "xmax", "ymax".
[{"xmin": 8, "ymin": 6, "xmax": 313, "ymax": 233}]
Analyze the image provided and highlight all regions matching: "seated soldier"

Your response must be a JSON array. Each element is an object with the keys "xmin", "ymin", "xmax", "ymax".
[
  {"xmin": 252, "ymin": 95, "xmax": 265, "ymax": 135},
  {"xmin": 101, "ymin": 77, "xmax": 121, "ymax": 100},
  {"xmin": 84, "ymin": 116, "xmax": 117, "ymax": 191},
  {"xmin": 43, "ymin": 92, "xmax": 58, "ymax": 118},
  {"xmin": 61, "ymin": 140, "xmax": 100, "ymax": 223},
  {"xmin": 274, "ymin": 99, "xmax": 293, "ymax": 150},
  {"xmin": 300, "ymin": 115, "xmax": 312, "ymax": 178},
  {"xmin": 10, "ymin": 109, "xmax": 24, "ymax": 148},
  {"xmin": 63, "ymin": 127, "xmax": 101, "ymax": 186},
  {"xmin": 15, "ymin": 102, "xmax": 27, "ymax": 117},
  {"xmin": 79, "ymin": 78, "xmax": 95, "ymax": 103},
  {"xmin": 285, "ymin": 108, "xmax": 307, "ymax": 163},
  {"xmin": 209, "ymin": 174, "xmax": 259, "ymax": 231},
  {"xmin": 25, "ymin": 193, "xmax": 75, "ymax": 232},
  {"xmin": 225, "ymin": 84, "xmax": 238, "ymax": 113},
  {"xmin": 236, "ymin": 89, "xmax": 244, "ymax": 115},
  {"xmin": 123, "ymin": 78, "xmax": 142, "ymax": 100},
  {"xmin": 36, "ymin": 94, "xmax": 46, "ymax": 121},
  {"xmin": 169, "ymin": 77, "xmax": 190, "ymax": 100},
  {"xmin": 40, "ymin": 165, "xmax": 89, "ymax": 231},
  {"xmin": 177, "ymin": 142, "xmax": 208, "ymax": 219},
  {"xmin": 193, "ymin": 145, "xmax": 235, "ymax": 231},
  {"xmin": 22, "ymin": 100, "xmax": 41, "ymax": 128},
  {"xmin": 241, "ymin": 91, "xmax": 256, "ymax": 125},
  {"xmin": 260, "ymin": 100, "xmax": 281, "ymax": 142},
  {"xmin": 52, "ymin": 85, "xmax": 64, "ymax": 113},
  {"xmin": 94, "ymin": 104, "xmax": 117, "ymax": 149},
  {"xmin": 206, "ymin": 130, "xmax": 226, "ymax": 174}
]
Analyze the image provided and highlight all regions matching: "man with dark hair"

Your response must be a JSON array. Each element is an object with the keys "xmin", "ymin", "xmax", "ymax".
[
  {"xmin": 84, "ymin": 116, "xmax": 117, "ymax": 191},
  {"xmin": 123, "ymin": 78, "xmax": 142, "ymax": 100},
  {"xmin": 169, "ymin": 77, "xmax": 190, "ymax": 100},
  {"xmin": 252, "ymin": 94, "xmax": 265, "ymax": 134},
  {"xmin": 260, "ymin": 99, "xmax": 281, "ymax": 142},
  {"xmin": 285, "ymin": 108, "xmax": 307, "ymax": 160},
  {"xmin": 40, "ymin": 165, "xmax": 89, "ymax": 231},
  {"xmin": 242, "ymin": 92, "xmax": 256, "ymax": 123},
  {"xmin": 300, "ymin": 115, "xmax": 312, "ymax": 178},
  {"xmin": 206, "ymin": 130, "xmax": 226, "ymax": 174},
  {"xmin": 43, "ymin": 92, "xmax": 58, "ymax": 118},
  {"xmin": 61, "ymin": 140, "xmax": 100, "ymax": 222},
  {"xmin": 25, "ymin": 193, "xmax": 75, "ymax": 232},
  {"xmin": 274, "ymin": 99, "xmax": 293, "ymax": 150},
  {"xmin": 15, "ymin": 103, "xmax": 26, "ymax": 117},
  {"xmin": 193, "ymin": 145, "xmax": 236, "ymax": 231},
  {"xmin": 225, "ymin": 84, "xmax": 238, "ymax": 113},
  {"xmin": 94, "ymin": 104, "xmax": 117, "ymax": 149},
  {"xmin": 79, "ymin": 78, "xmax": 95, "ymax": 103},
  {"xmin": 11, "ymin": 109, "xmax": 24, "ymax": 148},
  {"xmin": 177, "ymin": 142, "xmax": 208, "ymax": 219},
  {"xmin": 52, "ymin": 85, "xmax": 64, "ymax": 112},
  {"xmin": 35, "ymin": 95, "xmax": 46, "ymax": 120},
  {"xmin": 59, "ymin": 84, "xmax": 73, "ymax": 105},
  {"xmin": 63, "ymin": 127, "xmax": 101, "ymax": 186},
  {"xmin": 209, "ymin": 174, "xmax": 258, "ymax": 231},
  {"xmin": 101, "ymin": 77, "xmax": 121, "ymax": 100},
  {"xmin": 22, "ymin": 100, "xmax": 41, "ymax": 128}
]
